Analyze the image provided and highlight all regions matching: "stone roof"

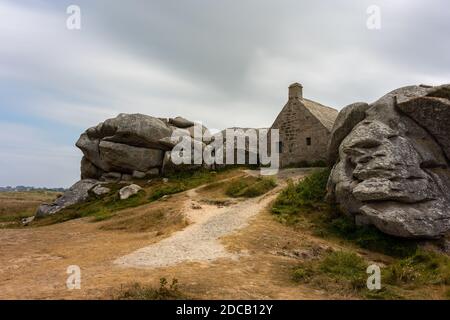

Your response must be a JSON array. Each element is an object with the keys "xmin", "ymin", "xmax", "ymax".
[{"xmin": 302, "ymin": 98, "xmax": 338, "ymax": 132}]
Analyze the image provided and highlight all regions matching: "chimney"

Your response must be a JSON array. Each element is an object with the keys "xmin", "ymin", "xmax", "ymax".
[{"xmin": 289, "ymin": 83, "xmax": 303, "ymax": 100}]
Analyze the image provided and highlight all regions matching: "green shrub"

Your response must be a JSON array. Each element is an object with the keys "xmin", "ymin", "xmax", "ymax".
[
  {"xmin": 272, "ymin": 168, "xmax": 330, "ymax": 215},
  {"xmin": 319, "ymin": 251, "xmax": 368, "ymax": 289},
  {"xmin": 293, "ymin": 250, "xmax": 368, "ymax": 292},
  {"xmin": 327, "ymin": 216, "xmax": 418, "ymax": 258},
  {"xmin": 384, "ymin": 249, "xmax": 450, "ymax": 286},
  {"xmin": 292, "ymin": 266, "xmax": 313, "ymax": 282}
]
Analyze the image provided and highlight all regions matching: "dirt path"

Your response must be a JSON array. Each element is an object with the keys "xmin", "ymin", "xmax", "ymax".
[
  {"xmin": 0, "ymin": 168, "xmax": 337, "ymax": 299},
  {"xmin": 115, "ymin": 183, "xmax": 282, "ymax": 268}
]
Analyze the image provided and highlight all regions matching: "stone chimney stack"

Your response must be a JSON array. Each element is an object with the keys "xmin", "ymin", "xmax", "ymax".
[{"xmin": 289, "ymin": 83, "xmax": 303, "ymax": 100}]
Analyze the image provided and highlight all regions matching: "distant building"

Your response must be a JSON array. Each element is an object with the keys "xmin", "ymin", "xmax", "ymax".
[{"xmin": 271, "ymin": 83, "xmax": 338, "ymax": 167}]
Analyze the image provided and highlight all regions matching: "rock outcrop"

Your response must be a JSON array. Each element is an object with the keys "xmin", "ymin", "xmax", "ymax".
[
  {"xmin": 36, "ymin": 114, "xmax": 210, "ymax": 218},
  {"xmin": 77, "ymin": 113, "xmax": 210, "ymax": 181},
  {"xmin": 36, "ymin": 179, "xmax": 99, "ymax": 217},
  {"xmin": 327, "ymin": 84, "xmax": 450, "ymax": 239},
  {"xmin": 327, "ymin": 102, "xmax": 370, "ymax": 166}
]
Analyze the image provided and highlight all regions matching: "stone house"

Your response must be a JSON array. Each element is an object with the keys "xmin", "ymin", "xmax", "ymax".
[{"xmin": 271, "ymin": 83, "xmax": 338, "ymax": 167}]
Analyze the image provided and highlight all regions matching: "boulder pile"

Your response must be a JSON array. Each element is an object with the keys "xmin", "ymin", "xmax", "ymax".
[
  {"xmin": 327, "ymin": 84, "xmax": 450, "ymax": 239},
  {"xmin": 36, "ymin": 114, "xmax": 211, "ymax": 217},
  {"xmin": 77, "ymin": 114, "xmax": 211, "ymax": 180}
]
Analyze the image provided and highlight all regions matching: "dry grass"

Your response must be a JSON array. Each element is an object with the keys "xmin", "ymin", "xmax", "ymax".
[
  {"xmin": 99, "ymin": 194, "xmax": 187, "ymax": 233},
  {"xmin": 32, "ymin": 168, "xmax": 242, "ymax": 227},
  {"xmin": 196, "ymin": 175, "xmax": 276, "ymax": 204},
  {"xmin": 113, "ymin": 278, "xmax": 189, "ymax": 300},
  {"xmin": 0, "ymin": 191, "xmax": 61, "ymax": 226},
  {"xmin": 273, "ymin": 169, "xmax": 450, "ymax": 300}
]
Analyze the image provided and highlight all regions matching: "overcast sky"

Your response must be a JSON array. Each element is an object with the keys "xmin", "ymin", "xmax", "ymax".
[{"xmin": 1, "ymin": 0, "xmax": 449, "ymax": 187}]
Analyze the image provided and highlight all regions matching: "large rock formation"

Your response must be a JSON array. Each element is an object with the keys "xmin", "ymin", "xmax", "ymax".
[
  {"xmin": 36, "ymin": 114, "xmax": 211, "ymax": 217},
  {"xmin": 77, "ymin": 113, "xmax": 210, "ymax": 180},
  {"xmin": 327, "ymin": 84, "xmax": 450, "ymax": 239}
]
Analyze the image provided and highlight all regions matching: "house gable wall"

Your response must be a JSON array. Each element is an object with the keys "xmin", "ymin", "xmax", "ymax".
[{"xmin": 271, "ymin": 100, "xmax": 331, "ymax": 167}]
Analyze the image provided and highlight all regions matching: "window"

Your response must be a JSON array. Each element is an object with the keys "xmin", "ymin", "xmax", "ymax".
[
  {"xmin": 306, "ymin": 137, "xmax": 311, "ymax": 146},
  {"xmin": 278, "ymin": 141, "xmax": 283, "ymax": 153}
]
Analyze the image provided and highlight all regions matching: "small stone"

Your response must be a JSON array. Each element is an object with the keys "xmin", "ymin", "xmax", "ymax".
[
  {"xmin": 21, "ymin": 216, "xmax": 35, "ymax": 225},
  {"xmin": 119, "ymin": 184, "xmax": 142, "ymax": 200},
  {"xmin": 91, "ymin": 185, "xmax": 111, "ymax": 196},
  {"xmin": 191, "ymin": 203, "xmax": 202, "ymax": 210}
]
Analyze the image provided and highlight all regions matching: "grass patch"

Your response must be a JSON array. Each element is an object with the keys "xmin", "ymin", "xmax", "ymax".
[
  {"xmin": 293, "ymin": 251, "xmax": 368, "ymax": 294},
  {"xmin": 0, "ymin": 191, "xmax": 61, "ymax": 225},
  {"xmin": 147, "ymin": 168, "xmax": 238, "ymax": 201},
  {"xmin": 225, "ymin": 176, "xmax": 277, "ymax": 198},
  {"xmin": 272, "ymin": 169, "xmax": 330, "ymax": 214},
  {"xmin": 33, "ymin": 186, "xmax": 147, "ymax": 226},
  {"xmin": 100, "ymin": 203, "xmax": 186, "ymax": 233},
  {"xmin": 114, "ymin": 278, "xmax": 189, "ymax": 300},
  {"xmin": 292, "ymin": 249, "xmax": 450, "ymax": 299},
  {"xmin": 272, "ymin": 168, "xmax": 417, "ymax": 258},
  {"xmin": 384, "ymin": 249, "xmax": 450, "ymax": 287},
  {"xmin": 278, "ymin": 169, "xmax": 450, "ymax": 299},
  {"xmin": 33, "ymin": 168, "xmax": 242, "ymax": 226}
]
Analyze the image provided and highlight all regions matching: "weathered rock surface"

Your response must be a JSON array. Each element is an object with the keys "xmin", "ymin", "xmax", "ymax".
[
  {"xmin": 161, "ymin": 138, "xmax": 208, "ymax": 174},
  {"xmin": 91, "ymin": 185, "xmax": 111, "ymax": 196},
  {"xmin": 36, "ymin": 114, "xmax": 215, "ymax": 218},
  {"xmin": 77, "ymin": 113, "xmax": 210, "ymax": 180},
  {"xmin": 327, "ymin": 84, "xmax": 450, "ymax": 239},
  {"xmin": 36, "ymin": 179, "xmax": 99, "ymax": 217},
  {"xmin": 169, "ymin": 116, "xmax": 195, "ymax": 128},
  {"xmin": 119, "ymin": 184, "xmax": 142, "ymax": 200},
  {"xmin": 327, "ymin": 102, "xmax": 370, "ymax": 165},
  {"xmin": 98, "ymin": 140, "xmax": 164, "ymax": 172}
]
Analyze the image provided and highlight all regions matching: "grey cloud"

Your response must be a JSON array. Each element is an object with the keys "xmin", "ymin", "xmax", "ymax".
[{"xmin": 1, "ymin": 0, "xmax": 449, "ymax": 186}]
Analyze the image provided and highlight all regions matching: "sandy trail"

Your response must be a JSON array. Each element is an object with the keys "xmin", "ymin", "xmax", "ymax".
[
  {"xmin": 115, "ymin": 169, "xmax": 308, "ymax": 269},
  {"xmin": 0, "ymin": 168, "xmax": 333, "ymax": 299}
]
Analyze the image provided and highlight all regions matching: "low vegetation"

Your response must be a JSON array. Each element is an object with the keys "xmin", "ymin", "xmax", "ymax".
[
  {"xmin": 0, "ymin": 191, "xmax": 61, "ymax": 226},
  {"xmin": 225, "ymin": 176, "xmax": 277, "ymax": 198},
  {"xmin": 293, "ymin": 248, "xmax": 450, "ymax": 299},
  {"xmin": 33, "ymin": 184, "xmax": 148, "ymax": 226},
  {"xmin": 384, "ymin": 250, "xmax": 450, "ymax": 287},
  {"xmin": 273, "ymin": 168, "xmax": 450, "ymax": 299},
  {"xmin": 293, "ymin": 251, "xmax": 368, "ymax": 293},
  {"xmin": 272, "ymin": 168, "xmax": 417, "ymax": 258},
  {"xmin": 33, "ymin": 168, "xmax": 241, "ymax": 226},
  {"xmin": 284, "ymin": 160, "xmax": 327, "ymax": 168},
  {"xmin": 147, "ymin": 169, "xmax": 226, "ymax": 201},
  {"xmin": 114, "ymin": 278, "xmax": 189, "ymax": 300},
  {"xmin": 99, "ymin": 203, "xmax": 186, "ymax": 233}
]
